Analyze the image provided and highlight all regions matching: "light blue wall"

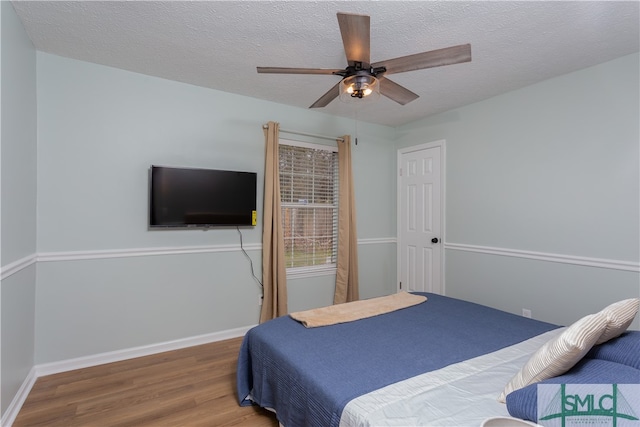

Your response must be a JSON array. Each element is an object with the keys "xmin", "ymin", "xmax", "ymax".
[
  {"xmin": 1, "ymin": 6, "xmax": 638, "ymax": 416},
  {"xmin": 396, "ymin": 53, "xmax": 640, "ymax": 328},
  {"xmin": 0, "ymin": 0, "xmax": 37, "ymax": 416},
  {"xmin": 34, "ymin": 53, "xmax": 397, "ymax": 363},
  {"xmin": 1, "ymin": 1, "xmax": 37, "ymax": 262}
]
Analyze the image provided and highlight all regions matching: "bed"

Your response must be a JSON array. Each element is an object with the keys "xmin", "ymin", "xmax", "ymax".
[{"xmin": 236, "ymin": 292, "xmax": 639, "ymax": 427}]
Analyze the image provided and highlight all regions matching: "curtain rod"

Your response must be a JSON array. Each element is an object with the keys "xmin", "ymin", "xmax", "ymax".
[{"xmin": 262, "ymin": 124, "xmax": 344, "ymax": 143}]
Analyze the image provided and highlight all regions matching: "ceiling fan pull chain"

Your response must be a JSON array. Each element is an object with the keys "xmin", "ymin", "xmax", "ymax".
[{"xmin": 354, "ymin": 107, "xmax": 359, "ymax": 145}]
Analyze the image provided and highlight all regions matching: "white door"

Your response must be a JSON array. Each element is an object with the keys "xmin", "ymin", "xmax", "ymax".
[{"xmin": 397, "ymin": 142, "xmax": 443, "ymax": 294}]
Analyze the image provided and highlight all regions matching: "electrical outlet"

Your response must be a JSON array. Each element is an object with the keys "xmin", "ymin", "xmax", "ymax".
[
  {"xmin": 259, "ymin": 295, "xmax": 263, "ymax": 306},
  {"xmin": 522, "ymin": 308, "xmax": 532, "ymax": 318}
]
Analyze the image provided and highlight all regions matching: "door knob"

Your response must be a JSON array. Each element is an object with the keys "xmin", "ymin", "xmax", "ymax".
[{"xmin": 431, "ymin": 237, "xmax": 439, "ymax": 244}]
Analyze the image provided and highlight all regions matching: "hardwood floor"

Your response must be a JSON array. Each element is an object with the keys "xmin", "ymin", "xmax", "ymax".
[{"xmin": 13, "ymin": 337, "xmax": 279, "ymax": 426}]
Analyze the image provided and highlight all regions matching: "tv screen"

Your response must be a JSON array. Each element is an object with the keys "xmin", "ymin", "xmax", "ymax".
[{"xmin": 149, "ymin": 165, "xmax": 257, "ymax": 228}]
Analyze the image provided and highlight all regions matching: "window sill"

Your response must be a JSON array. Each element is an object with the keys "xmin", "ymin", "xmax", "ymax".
[{"xmin": 286, "ymin": 265, "xmax": 337, "ymax": 280}]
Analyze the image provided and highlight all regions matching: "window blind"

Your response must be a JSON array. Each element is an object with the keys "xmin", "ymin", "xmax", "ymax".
[{"xmin": 279, "ymin": 142, "xmax": 339, "ymax": 269}]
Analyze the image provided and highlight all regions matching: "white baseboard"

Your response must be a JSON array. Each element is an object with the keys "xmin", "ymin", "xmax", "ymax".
[
  {"xmin": 1, "ymin": 367, "xmax": 38, "ymax": 427},
  {"xmin": 34, "ymin": 325, "xmax": 255, "ymax": 377},
  {"xmin": 1, "ymin": 325, "xmax": 256, "ymax": 427}
]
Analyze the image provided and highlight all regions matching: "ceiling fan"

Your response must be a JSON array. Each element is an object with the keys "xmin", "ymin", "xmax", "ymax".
[{"xmin": 257, "ymin": 12, "xmax": 471, "ymax": 108}]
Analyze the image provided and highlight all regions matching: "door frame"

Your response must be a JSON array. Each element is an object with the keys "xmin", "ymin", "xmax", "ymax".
[{"xmin": 396, "ymin": 140, "xmax": 447, "ymax": 294}]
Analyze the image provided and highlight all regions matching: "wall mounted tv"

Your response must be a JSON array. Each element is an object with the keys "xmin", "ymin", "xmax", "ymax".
[{"xmin": 149, "ymin": 165, "xmax": 257, "ymax": 228}]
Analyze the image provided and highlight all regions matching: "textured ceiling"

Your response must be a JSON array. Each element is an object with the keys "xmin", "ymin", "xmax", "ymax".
[{"xmin": 11, "ymin": 1, "xmax": 640, "ymax": 127}]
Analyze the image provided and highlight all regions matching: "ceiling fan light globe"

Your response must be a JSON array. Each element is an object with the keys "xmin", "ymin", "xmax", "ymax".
[{"xmin": 339, "ymin": 75, "xmax": 380, "ymax": 104}]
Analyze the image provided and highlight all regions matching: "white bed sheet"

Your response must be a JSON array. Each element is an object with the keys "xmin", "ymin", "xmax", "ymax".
[{"xmin": 339, "ymin": 328, "xmax": 564, "ymax": 427}]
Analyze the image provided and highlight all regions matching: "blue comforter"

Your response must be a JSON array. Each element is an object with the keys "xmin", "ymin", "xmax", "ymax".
[{"xmin": 237, "ymin": 293, "xmax": 557, "ymax": 427}]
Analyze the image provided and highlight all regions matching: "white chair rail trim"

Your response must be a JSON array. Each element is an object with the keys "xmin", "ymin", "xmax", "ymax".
[
  {"xmin": 0, "ymin": 254, "xmax": 37, "ymax": 280},
  {"xmin": 37, "ymin": 243, "xmax": 263, "ymax": 262},
  {"xmin": 445, "ymin": 242, "xmax": 640, "ymax": 272},
  {"xmin": 1, "ymin": 239, "xmax": 395, "ymax": 279},
  {"xmin": 2, "ymin": 240, "xmax": 638, "ymax": 281}
]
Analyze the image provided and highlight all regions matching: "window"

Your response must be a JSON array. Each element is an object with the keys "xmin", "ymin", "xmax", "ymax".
[{"xmin": 279, "ymin": 140, "xmax": 339, "ymax": 273}]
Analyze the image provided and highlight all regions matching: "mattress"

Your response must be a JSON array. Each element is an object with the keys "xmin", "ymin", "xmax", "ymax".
[
  {"xmin": 237, "ymin": 292, "xmax": 559, "ymax": 427},
  {"xmin": 340, "ymin": 328, "xmax": 562, "ymax": 426}
]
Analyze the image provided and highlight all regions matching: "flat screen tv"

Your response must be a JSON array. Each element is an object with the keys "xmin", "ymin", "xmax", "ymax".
[{"xmin": 149, "ymin": 165, "xmax": 257, "ymax": 228}]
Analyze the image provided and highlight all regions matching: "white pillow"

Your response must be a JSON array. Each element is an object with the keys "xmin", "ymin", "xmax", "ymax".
[
  {"xmin": 498, "ymin": 311, "xmax": 607, "ymax": 403},
  {"xmin": 595, "ymin": 298, "xmax": 640, "ymax": 344}
]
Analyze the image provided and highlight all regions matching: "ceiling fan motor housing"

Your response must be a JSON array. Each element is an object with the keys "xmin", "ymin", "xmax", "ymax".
[{"xmin": 334, "ymin": 62, "xmax": 387, "ymax": 78}]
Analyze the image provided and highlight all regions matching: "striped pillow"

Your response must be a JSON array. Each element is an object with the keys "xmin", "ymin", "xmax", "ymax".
[
  {"xmin": 498, "ymin": 311, "xmax": 607, "ymax": 403},
  {"xmin": 595, "ymin": 298, "xmax": 640, "ymax": 344}
]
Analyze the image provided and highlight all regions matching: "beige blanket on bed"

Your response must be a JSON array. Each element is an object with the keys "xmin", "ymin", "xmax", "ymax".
[{"xmin": 289, "ymin": 292, "xmax": 427, "ymax": 328}]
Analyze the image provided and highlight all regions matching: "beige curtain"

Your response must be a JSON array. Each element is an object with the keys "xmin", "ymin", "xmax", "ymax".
[
  {"xmin": 334, "ymin": 135, "xmax": 360, "ymax": 304},
  {"xmin": 260, "ymin": 121, "xmax": 288, "ymax": 322}
]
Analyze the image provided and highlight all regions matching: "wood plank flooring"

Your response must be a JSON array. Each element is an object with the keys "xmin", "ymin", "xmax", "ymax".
[{"xmin": 13, "ymin": 337, "xmax": 278, "ymax": 426}]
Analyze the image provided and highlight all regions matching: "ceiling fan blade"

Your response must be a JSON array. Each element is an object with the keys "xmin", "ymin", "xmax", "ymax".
[
  {"xmin": 379, "ymin": 78, "xmax": 419, "ymax": 105},
  {"xmin": 373, "ymin": 44, "xmax": 471, "ymax": 75},
  {"xmin": 257, "ymin": 67, "xmax": 342, "ymax": 75},
  {"xmin": 309, "ymin": 82, "xmax": 341, "ymax": 108},
  {"xmin": 337, "ymin": 12, "xmax": 370, "ymax": 66}
]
